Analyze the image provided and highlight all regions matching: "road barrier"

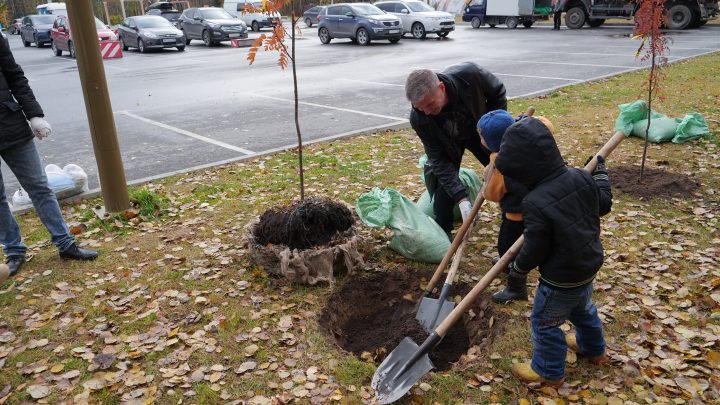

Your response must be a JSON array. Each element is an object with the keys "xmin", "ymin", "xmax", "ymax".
[{"xmin": 100, "ymin": 40, "xmax": 123, "ymax": 59}]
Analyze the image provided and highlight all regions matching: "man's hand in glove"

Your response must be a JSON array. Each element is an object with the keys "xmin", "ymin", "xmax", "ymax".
[
  {"xmin": 458, "ymin": 199, "xmax": 473, "ymax": 223},
  {"xmin": 30, "ymin": 117, "xmax": 52, "ymax": 140}
]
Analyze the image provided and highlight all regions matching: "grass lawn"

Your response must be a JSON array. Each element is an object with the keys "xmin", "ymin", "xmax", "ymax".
[{"xmin": 0, "ymin": 51, "xmax": 718, "ymax": 404}]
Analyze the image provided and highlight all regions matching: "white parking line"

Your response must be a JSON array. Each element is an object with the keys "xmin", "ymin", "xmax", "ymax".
[
  {"xmin": 116, "ymin": 110, "xmax": 256, "ymax": 155},
  {"xmin": 249, "ymin": 93, "xmax": 408, "ymax": 121},
  {"xmin": 495, "ymin": 73, "xmax": 581, "ymax": 82},
  {"xmin": 472, "ymin": 57, "xmax": 638, "ymax": 69},
  {"xmin": 338, "ymin": 78, "xmax": 404, "ymax": 87}
]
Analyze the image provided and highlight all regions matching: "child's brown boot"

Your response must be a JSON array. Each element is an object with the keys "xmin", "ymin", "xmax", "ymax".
[
  {"xmin": 511, "ymin": 363, "xmax": 564, "ymax": 386},
  {"xmin": 565, "ymin": 334, "xmax": 608, "ymax": 365}
]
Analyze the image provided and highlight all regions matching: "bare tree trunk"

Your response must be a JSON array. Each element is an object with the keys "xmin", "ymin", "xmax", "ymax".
[
  {"xmin": 639, "ymin": 1, "xmax": 656, "ymax": 184},
  {"xmin": 291, "ymin": 8, "xmax": 304, "ymax": 200}
]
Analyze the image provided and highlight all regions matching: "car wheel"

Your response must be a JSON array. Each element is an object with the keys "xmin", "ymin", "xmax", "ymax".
[
  {"xmin": 22, "ymin": 33, "xmax": 30, "ymax": 47},
  {"xmin": 411, "ymin": 22, "xmax": 426, "ymax": 39},
  {"xmin": 252, "ymin": 21, "xmax": 260, "ymax": 32},
  {"xmin": 69, "ymin": 41, "xmax": 76, "ymax": 59},
  {"xmin": 437, "ymin": 31, "xmax": 449, "ymax": 37},
  {"xmin": 139, "ymin": 39, "xmax": 147, "ymax": 53},
  {"xmin": 51, "ymin": 40, "xmax": 62, "ymax": 56},
  {"xmin": 356, "ymin": 27, "xmax": 370, "ymax": 46},
  {"xmin": 177, "ymin": 45, "xmax": 185, "ymax": 51},
  {"xmin": 505, "ymin": 16, "xmax": 518, "ymax": 29},
  {"xmin": 202, "ymin": 30, "xmax": 212, "ymax": 46},
  {"xmin": 522, "ymin": 20, "xmax": 534, "ymax": 28},
  {"xmin": 565, "ymin": 7, "xmax": 586, "ymax": 29},
  {"xmin": 586, "ymin": 18, "xmax": 605, "ymax": 28},
  {"xmin": 183, "ymin": 31, "xmax": 191, "ymax": 45},
  {"xmin": 305, "ymin": 17, "xmax": 313, "ymax": 28},
  {"xmin": 471, "ymin": 17, "xmax": 481, "ymax": 28},
  {"xmin": 389, "ymin": 37, "xmax": 400, "ymax": 43},
  {"xmin": 666, "ymin": 4, "xmax": 692, "ymax": 30},
  {"xmin": 318, "ymin": 27, "xmax": 331, "ymax": 44}
]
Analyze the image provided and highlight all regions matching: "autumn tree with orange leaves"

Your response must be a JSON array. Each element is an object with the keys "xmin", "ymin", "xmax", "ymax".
[
  {"xmin": 247, "ymin": 0, "xmax": 308, "ymax": 199},
  {"xmin": 633, "ymin": 0, "xmax": 669, "ymax": 181}
]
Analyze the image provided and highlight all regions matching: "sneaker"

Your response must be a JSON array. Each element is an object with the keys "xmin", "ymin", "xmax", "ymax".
[
  {"xmin": 59, "ymin": 244, "xmax": 98, "ymax": 261},
  {"xmin": 6, "ymin": 255, "xmax": 25, "ymax": 276},
  {"xmin": 565, "ymin": 334, "xmax": 608, "ymax": 365},
  {"xmin": 511, "ymin": 363, "xmax": 563, "ymax": 386}
]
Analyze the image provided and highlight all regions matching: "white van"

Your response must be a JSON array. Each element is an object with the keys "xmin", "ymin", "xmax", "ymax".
[
  {"xmin": 37, "ymin": 2, "xmax": 67, "ymax": 15},
  {"xmin": 223, "ymin": 0, "xmax": 280, "ymax": 31}
]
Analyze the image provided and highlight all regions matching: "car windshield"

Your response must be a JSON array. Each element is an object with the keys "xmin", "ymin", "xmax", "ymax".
[
  {"xmin": 94, "ymin": 18, "xmax": 107, "ymax": 29},
  {"xmin": 406, "ymin": 1, "xmax": 435, "ymax": 12},
  {"xmin": 137, "ymin": 17, "xmax": 173, "ymax": 28},
  {"xmin": 199, "ymin": 9, "xmax": 233, "ymax": 19},
  {"xmin": 31, "ymin": 15, "xmax": 56, "ymax": 24},
  {"xmin": 351, "ymin": 4, "xmax": 384, "ymax": 15}
]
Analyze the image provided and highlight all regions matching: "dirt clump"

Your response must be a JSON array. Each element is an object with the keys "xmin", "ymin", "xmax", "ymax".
[
  {"xmin": 253, "ymin": 197, "xmax": 354, "ymax": 250},
  {"xmin": 318, "ymin": 269, "xmax": 497, "ymax": 371},
  {"xmin": 608, "ymin": 165, "xmax": 701, "ymax": 200}
]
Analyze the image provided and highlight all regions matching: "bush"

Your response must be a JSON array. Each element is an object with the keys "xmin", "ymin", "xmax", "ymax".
[{"xmin": 109, "ymin": 15, "xmax": 123, "ymax": 26}]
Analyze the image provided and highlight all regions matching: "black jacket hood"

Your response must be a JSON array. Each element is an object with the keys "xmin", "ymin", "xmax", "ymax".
[{"xmin": 495, "ymin": 117, "xmax": 566, "ymax": 189}]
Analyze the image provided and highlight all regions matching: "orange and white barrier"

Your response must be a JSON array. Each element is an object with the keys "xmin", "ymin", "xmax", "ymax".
[{"xmin": 99, "ymin": 40, "xmax": 123, "ymax": 59}]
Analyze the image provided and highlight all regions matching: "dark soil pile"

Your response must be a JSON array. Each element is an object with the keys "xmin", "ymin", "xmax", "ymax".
[
  {"xmin": 253, "ymin": 197, "xmax": 354, "ymax": 250},
  {"xmin": 608, "ymin": 165, "xmax": 701, "ymax": 200},
  {"xmin": 318, "ymin": 269, "xmax": 496, "ymax": 371}
]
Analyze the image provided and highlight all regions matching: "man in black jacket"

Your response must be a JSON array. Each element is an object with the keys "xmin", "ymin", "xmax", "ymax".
[
  {"xmin": 0, "ymin": 34, "xmax": 97, "ymax": 277},
  {"xmin": 494, "ymin": 118, "xmax": 612, "ymax": 385},
  {"xmin": 405, "ymin": 63, "xmax": 506, "ymax": 234}
]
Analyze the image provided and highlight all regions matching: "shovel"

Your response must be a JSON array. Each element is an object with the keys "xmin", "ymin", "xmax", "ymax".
[
  {"xmin": 372, "ymin": 130, "xmax": 625, "ymax": 404},
  {"xmin": 417, "ymin": 107, "xmax": 537, "ymax": 331}
]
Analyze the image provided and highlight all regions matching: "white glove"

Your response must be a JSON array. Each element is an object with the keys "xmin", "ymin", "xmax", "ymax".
[
  {"xmin": 458, "ymin": 199, "xmax": 473, "ymax": 223},
  {"xmin": 30, "ymin": 117, "xmax": 52, "ymax": 140}
]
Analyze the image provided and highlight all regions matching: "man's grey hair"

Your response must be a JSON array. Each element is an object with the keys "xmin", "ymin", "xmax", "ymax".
[{"xmin": 405, "ymin": 69, "xmax": 440, "ymax": 103}]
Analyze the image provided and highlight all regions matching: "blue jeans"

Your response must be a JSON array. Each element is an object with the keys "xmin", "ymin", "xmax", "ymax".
[
  {"xmin": 531, "ymin": 282, "xmax": 605, "ymax": 381},
  {"xmin": 0, "ymin": 139, "xmax": 75, "ymax": 257}
]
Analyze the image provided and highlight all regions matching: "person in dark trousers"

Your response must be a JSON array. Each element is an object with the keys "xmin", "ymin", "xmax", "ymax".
[
  {"xmin": 494, "ymin": 118, "xmax": 612, "ymax": 385},
  {"xmin": 553, "ymin": 0, "xmax": 565, "ymax": 30},
  {"xmin": 405, "ymin": 63, "xmax": 507, "ymax": 235},
  {"xmin": 0, "ymin": 34, "xmax": 98, "ymax": 277}
]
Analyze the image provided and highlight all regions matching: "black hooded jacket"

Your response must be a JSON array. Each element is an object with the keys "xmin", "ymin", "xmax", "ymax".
[
  {"xmin": 495, "ymin": 118, "xmax": 612, "ymax": 289},
  {"xmin": 0, "ymin": 35, "xmax": 44, "ymax": 151},
  {"xmin": 410, "ymin": 62, "xmax": 507, "ymax": 202}
]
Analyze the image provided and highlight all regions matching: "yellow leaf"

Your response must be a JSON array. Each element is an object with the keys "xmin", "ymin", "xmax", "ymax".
[
  {"xmin": 51, "ymin": 364, "xmax": 65, "ymax": 373},
  {"xmin": 708, "ymin": 351, "xmax": 720, "ymax": 368}
]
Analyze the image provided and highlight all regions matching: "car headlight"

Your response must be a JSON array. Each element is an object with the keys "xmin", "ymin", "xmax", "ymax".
[
  {"xmin": 368, "ymin": 18, "xmax": 381, "ymax": 25},
  {"xmin": 143, "ymin": 31, "xmax": 157, "ymax": 38},
  {"xmin": 208, "ymin": 22, "xmax": 220, "ymax": 29}
]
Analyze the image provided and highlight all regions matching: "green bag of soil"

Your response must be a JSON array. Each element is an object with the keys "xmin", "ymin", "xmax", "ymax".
[
  {"xmin": 631, "ymin": 117, "xmax": 679, "ymax": 143},
  {"xmin": 356, "ymin": 187, "xmax": 450, "ymax": 264},
  {"xmin": 415, "ymin": 155, "xmax": 483, "ymax": 220},
  {"xmin": 673, "ymin": 113, "xmax": 709, "ymax": 144}
]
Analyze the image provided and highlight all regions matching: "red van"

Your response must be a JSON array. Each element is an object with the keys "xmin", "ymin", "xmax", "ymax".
[{"xmin": 50, "ymin": 15, "xmax": 118, "ymax": 58}]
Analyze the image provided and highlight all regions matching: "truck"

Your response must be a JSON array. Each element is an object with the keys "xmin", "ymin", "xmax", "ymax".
[
  {"xmin": 463, "ymin": 0, "xmax": 554, "ymax": 28},
  {"xmin": 560, "ymin": 0, "xmax": 719, "ymax": 30}
]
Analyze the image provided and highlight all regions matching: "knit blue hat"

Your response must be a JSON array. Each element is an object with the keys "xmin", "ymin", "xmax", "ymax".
[{"xmin": 477, "ymin": 110, "xmax": 515, "ymax": 152}]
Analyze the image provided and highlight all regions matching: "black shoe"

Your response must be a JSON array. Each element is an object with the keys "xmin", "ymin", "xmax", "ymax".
[
  {"xmin": 59, "ymin": 244, "xmax": 98, "ymax": 261},
  {"xmin": 491, "ymin": 256, "xmax": 500, "ymax": 266},
  {"xmin": 6, "ymin": 255, "xmax": 25, "ymax": 276},
  {"xmin": 492, "ymin": 274, "xmax": 528, "ymax": 304}
]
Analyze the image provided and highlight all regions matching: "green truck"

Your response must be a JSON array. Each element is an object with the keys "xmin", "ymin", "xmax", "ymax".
[{"xmin": 560, "ymin": 0, "xmax": 719, "ymax": 30}]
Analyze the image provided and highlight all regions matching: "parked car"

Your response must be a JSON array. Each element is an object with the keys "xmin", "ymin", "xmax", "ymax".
[
  {"xmin": 374, "ymin": 0, "xmax": 454, "ymax": 38},
  {"xmin": 178, "ymin": 7, "xmax": 248, "ymax": 46},
  {"xmin": 118, "ymin": 15, "xmax": 186, "ymax": 52},
  {"xmin": 302, "ymin": 5, "xmax": 325, "ymax": 27},
  {"xmin": 317, "ymin": 3, "xmax": 402, "ymax": 46},
  {"xmin": 50, "ymin": 15, "xmax": 118, "ymax": 58},
  {"xmin": 223, "ymin": 0, "xmax": 281, "ymax": 32},
  {"xmin": 8, "ymin": 19, "xmax": 23, "ymax": 35},
  {"xmin": 19, "ymin": 15, "xmax": 56, "ymax": 48},
  {"xmin": 146, "ymin": 9, "xmax": 183, "ymax": 27}
]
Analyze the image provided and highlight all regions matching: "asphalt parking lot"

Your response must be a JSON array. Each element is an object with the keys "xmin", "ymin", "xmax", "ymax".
[{"xmin": 2, "ymin": 22, "xmax": 719, "ymax": 197}]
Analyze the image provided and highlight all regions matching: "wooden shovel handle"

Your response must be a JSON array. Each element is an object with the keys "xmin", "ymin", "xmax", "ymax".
[
  {"xmin": 443, "ymin": 216, "xmax": 472, "ymax": 286},
  {"xmin": 424, "ymin": 106, "xmax": 536, "ymax": 294},
  {"xmin": 434, "ymin": 129, "xmax": 625, "ymax": 338}
]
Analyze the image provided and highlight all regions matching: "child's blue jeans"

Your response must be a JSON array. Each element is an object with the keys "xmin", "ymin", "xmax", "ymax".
[{"xmin": 531, "ymin": 282, "xmax": 605, "ymax": 381}]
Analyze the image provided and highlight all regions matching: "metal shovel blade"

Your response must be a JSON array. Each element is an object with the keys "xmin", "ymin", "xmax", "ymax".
[
  {"xmin": 416, "ymin": 297, "xmax": 456, "ymax": 333},
  {"xmin": 372, "ymin": 337, "xmax": 435, "ymax": 404}
]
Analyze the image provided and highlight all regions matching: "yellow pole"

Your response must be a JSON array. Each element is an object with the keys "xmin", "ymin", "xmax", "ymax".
[{"xmin": 65, "ymin": 0, "xmax": 130, "ymax": 213}]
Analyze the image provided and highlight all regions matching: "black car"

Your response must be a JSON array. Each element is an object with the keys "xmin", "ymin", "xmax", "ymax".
[
  {"xmin": 178, "ymin": 7, "xmax": 248, "ymax": 46},
  {"xmin": 118, "ymin": 15, "xmax": 186, "ymax": 53},
  {"xmin": 19, "ymin": 15, "xmax": 56, "ymax": 48},
  {"xmin": 146, "ymin": 9, "xmax": 183, "ymax": 27},
  {"xmin": 302, "ymin": 5, "xmax": 325, "ymax": 27}
]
